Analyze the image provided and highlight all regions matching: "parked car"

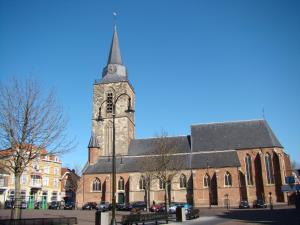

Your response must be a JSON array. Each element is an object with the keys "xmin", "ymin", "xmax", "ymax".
[
  {"xmin": 182, "ymin": 203, "xmax": 193, "ymax": 214},
  {"xmin": 64, "ymin": 202, "xmax": 75, "ymax": 210},
  {"xmin": 20, "ymin": 201, "xmax": 27, "ymax": 209},
  {"xmin": 34, "ymin": 201, "xmax": 43, "ymax": 209},
  {"xmin": 253, "ymin": 199, "xmax": 267, "ymax": 208},
  {"xmin": 116, "ymin": 203, "xmax": 126, "ymax": 211},
  {"xmin": 4, "ymin": 200, "xmax": 14, "ymax": 209},
  {"xmin": 82, "ymin": 202, "xmax": 98, "ymax": 210},
  {"xmin": 129, "ymin": 201, "xmax": 147, "ymax": 212},
  {"xmin": 97, "ymin": 201, "xmax": 111, "ymax": 212},
  {"xmin": 48, "ymin": 201, "xmax": 62, "ymax": 210},
  {"xmin": 239, "ymin": 200, "xmax": 250, "ymax": 209},
  {"xmin": 150, "ymin": 203, "xmax": 165, "ymax": 212},
  {"xmin": 150, "ymin": 203, "xmax": 164, "ymax": 212},
  {"xmin": 169, "ymin": 202, "xmax": 184, "ymax": 214}
]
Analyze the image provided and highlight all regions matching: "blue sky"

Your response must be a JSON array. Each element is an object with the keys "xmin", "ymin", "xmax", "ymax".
[{"xmin": 1, "ymin": 0, "xmax": 300, "ymax": 169}]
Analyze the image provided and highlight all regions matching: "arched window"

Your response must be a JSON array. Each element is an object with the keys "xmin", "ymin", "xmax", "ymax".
[
  {"xmin": 245, "ymin": 154, "xmax": 253, "ymax": 185},
  {"xmin": 118, "ymin": 177, "xmax": 124, "ymax": 190},
  {"xmin": 92, "ymin": 178, "xmax": 101, "ymax": 191},
  {"xmin": 203, "ymin": 173, "xmax": 210, "ymax": 188},
  {"xmin": 179, "ymin": 174, "xmax": 187, "ymax": 188},
  {"xmin": 159, "ymin": 179, "xmax": 165, "ymax": 190},
  {"xmin": 265, "ymin": 153, "xmax": 274, "ymax": 184},
  {"xmin": 139, "ymin": 176, "xmax": 146, "ymax": 190},
  {"xmin": 224, "ymin": 172, "xmax": 232, "ymax": 186}
]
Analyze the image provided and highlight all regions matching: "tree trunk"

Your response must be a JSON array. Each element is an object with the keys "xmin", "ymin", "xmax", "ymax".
[
  {"xmin": 146, "ymin": 185, "xmax": 151, "ymax": 212},
  {"xmin": 164, "ymin": 184, "xmax": 169, "ymax": 224},
  {"xmin": 13, "ymin": 173, "xmax": 22, "ymax": 219}
]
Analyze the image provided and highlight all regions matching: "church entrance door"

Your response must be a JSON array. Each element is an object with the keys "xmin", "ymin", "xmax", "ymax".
[{"xmin": 118, "ymin": 193, "xmax": 125, "ymax": 204}]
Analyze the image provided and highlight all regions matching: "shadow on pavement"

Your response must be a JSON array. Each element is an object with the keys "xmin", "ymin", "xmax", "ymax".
[{"xmin": 217, "ymin": 208, "xmax": 300, "ymax": 225}]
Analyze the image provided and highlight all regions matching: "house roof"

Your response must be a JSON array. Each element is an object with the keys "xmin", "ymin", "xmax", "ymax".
[
  {"xmin": 191, "ymin": 119, "xmax": 282, "ymax": 151},
  {"xmin": 83, "ymin": 150, "xmax": 240, "ymax": 174},
  {"xmin": 84, "ymin": 119, "xmax": 282, "ymax": 175},
  {"xmin": 128, "ymin": 136, "xmax": 191, "ymax": 155}
]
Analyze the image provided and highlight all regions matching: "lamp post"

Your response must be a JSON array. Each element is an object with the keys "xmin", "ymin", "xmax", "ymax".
[{"xmin": 97, "ymin": 93, "xmax": 134, "ymax": 225}]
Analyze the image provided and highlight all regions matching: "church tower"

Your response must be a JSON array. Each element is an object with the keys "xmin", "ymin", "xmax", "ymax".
[{"xmin": 88, "ymin": 25, "xmax": 135, "ymax": 164}]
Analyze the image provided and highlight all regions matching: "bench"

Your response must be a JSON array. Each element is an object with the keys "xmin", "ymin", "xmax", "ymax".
[
  {"xmin": 120, "ymin": 213, "xmax": 168, "ymax": 225},
  {"xmin": 0, "ymin": 217, "xmax": 78, "ymax": 225}
]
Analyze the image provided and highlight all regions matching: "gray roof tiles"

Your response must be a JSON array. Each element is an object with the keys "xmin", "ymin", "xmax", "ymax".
[
  {"xmin": 191, "ymin": 120, "xmax": 282, "ymax": 151},
  {"xmin": 88, "ymin": 133, "xmax": 100, "ymax": 148},
  {"xmin": 99, "ymin": 74, "xmax": 128, "ymax": 84},
  {"xmin": 84, "ymin": 120, "xmax": 282, "ymax": 174},
  {"xmin": 83, "ymin": 151, "xmax": 240, "ymax": 174},
  {"xmin": 128, "ymin": 136, "xmax": 191, "ymax": 156},
  {"xmin": 107, "ymin": 26, "xmax": 123, "ymax": 65}
]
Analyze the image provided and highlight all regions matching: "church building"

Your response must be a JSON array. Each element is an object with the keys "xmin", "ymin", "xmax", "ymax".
[{"xmin": 76, "ymin": 25, "xmax": 292, "ymax": 208}]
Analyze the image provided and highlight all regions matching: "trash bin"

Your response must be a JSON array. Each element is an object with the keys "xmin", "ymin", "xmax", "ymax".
[
  {"xmin": 95, "ymin": 211, "xmax": 110, "ymax": 225},
  {"xmin": 176, "ymin": 206, "xmax": 186, "ymax": 222}
]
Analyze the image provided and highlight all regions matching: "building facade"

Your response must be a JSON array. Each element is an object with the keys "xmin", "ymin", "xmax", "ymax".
[
  {"xmin": 77, "ymin": 26, "xmax": 292, "ymax": 208},
  {"xmin": 61, "ymin": 168, "xmax": 80, "ymax": 203},
  {"xmin": 0, "ymin": 149, "xmax": 62, "ymax": 205}
]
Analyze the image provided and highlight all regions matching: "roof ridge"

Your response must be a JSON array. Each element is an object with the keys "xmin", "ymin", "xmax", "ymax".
[
  {"xmin": 191, "ymin": 119, "xmax": 265, "ymax": 127},
  {"xmin": 133, "ymin": 135, "xmax": 189, "ymax": 141}
]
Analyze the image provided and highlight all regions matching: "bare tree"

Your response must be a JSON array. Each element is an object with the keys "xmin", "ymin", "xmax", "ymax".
[
  {"xmin": 0, "ymin": 78, "xmax": 74, "ymax": 219},
  {"xmin": 142, "ymin": 132, "xmax": 184, "ymax": 217},
  {"xmin": 140, "ymin": 160, "xmax": 156, "ymax": 212}
]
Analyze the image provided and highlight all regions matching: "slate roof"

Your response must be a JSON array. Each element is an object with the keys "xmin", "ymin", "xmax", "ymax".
[
  {"xmin": 83, "ymin": 119, "xmax": 282, "ymax": 174},
  {"xmin": 107, "ymin": 26, "xmax": 123, "ymax": 65},
  {"xmin": 99, "ymin": 74, "xmax": 128, "ymax": 84},
  {"xmin": 191, "ymin": 120, "xmax": 282, "ymax": 151},
  {"xmin": 83, "ymin": 151, "xmax": 240, "ymax": 174},
  {"xmin": 128, "ymin": 136, "xmax": 191, "ymax": 155},
  {"xmin": 88, "ymin": 133, "xmax": 100, "ymax": 148}
]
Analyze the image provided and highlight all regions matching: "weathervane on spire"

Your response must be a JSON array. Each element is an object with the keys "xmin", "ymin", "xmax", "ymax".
[{"xmin": 113, "ymin": 12, "xmax": 117, "ymax": 29}]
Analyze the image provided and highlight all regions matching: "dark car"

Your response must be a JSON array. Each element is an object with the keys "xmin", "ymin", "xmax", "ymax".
[
  {"xmin": 20, "ymin": 201, "xmax": 27, "ymax": 209},
  {"xmin": 129, "ymin": 201, "xmax": 147, "ymax": 212},
  {"xmin": 48, "ymin": 201, "xmax": 62, "ymax": 210},
  {"xmin": 82, "ymin": 202, "xmax": 98, "ymax": 210},
  {"xmin": 97, "ymin": 201, "xmax": 111, "ymax": 212},
  {"xmin": 116, "ymin": 203, "xmax": 126, "ymax": 211},
  {"xmin": 239, "ymin": 200, "xmax": 250, "ymax": 209},
  {"xmin": 253, "ymin": 199, "xmax": 267, "ymax": 208},
  {"xmin": 64, "ymin": 202, "xmax": 75, "ymax": 210},
  {"xmin": 4, "ymin": 200, "xmax": 14, "ymax": 209},
  {"xmin": 34, "ymin": 201, "xmax": 43, "ymax": 209}
]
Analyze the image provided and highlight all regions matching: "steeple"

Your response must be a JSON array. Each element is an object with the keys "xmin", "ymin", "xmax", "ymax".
[
  {"xmin": 88, "ymin": 132, "xmax": 100, "ymax": 148},
  {"xmin": 102, "ymin": 23, "xmax": 127, "ymax": 79},
  {"xmin": 107, "ymin": 26, "xmax": 123, "ymax": 65}
]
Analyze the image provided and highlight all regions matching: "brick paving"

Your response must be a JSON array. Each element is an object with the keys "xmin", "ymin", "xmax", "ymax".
[{"xmin": 0, "ymin": 205, "xmax": 299, "ymax": 225}]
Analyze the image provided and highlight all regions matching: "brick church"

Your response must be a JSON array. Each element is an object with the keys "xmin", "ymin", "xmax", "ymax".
[{"xmin": 76, "ymin": 25, "xmax": 292, "ymax": 207}]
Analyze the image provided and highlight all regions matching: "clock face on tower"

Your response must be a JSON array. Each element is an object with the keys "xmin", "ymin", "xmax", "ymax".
[{"xmin": 108, "ymin": 65, "xmax": 117, "ymax": 74}]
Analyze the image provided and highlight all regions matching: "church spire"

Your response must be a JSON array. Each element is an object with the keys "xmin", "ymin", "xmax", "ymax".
[
  {"xmin": 102, "ymin": 14, "xmax": 127, "ymax": 79},
  {"xmin": 107, "ymin": 25, "xmax": 123, "ymax": 65}
]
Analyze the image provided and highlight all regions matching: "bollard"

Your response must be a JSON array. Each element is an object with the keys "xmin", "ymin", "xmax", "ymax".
[
  {"xmin": 95, "ymin": 211, "xmax": 110, "ymax": 225},
  {"xmin": 176, "ymin": 206, "xmax": 186, "ymax": 222}
]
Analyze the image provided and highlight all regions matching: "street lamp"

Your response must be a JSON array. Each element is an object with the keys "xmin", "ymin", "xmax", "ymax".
[{"xmin": 97, "ymin": 93, "xmax": 134, "ymax": 225}]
